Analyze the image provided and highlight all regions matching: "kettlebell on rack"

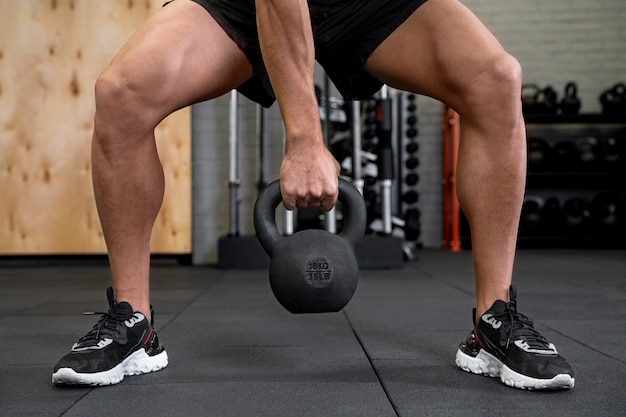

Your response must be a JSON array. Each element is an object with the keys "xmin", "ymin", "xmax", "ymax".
[
  {"xmin": 599, "ymin": 83, "xmax": 626, "ymax": 115},
  {"xmin": 527, "ymin": 137, "xmax": 551, "ymax": 172},
  {"xmin": 553, "ymin": 140, "xmax": 579, "ymax": 172},
  {"xmin": 560, "ymin": 82, "xmax": 581, "ymax": 115},
  {"xmin": 541, "ymin": 197, "xmax": 562, "ymax": 234},
  {"xmin": 521, "ymin": 84, "xmax": 540, "ymax": 114},
  {"xmin": 253, "ymin": 178, "xmax": 366, "ymax": 314},
  {"xmin": 604, "ymin": 137, "xmax": 624, "ymax": 172},
  {"xmin": 520, "ymin": 197, "xmax": 543, "ymax": 235},
  {"xmin": 562, "ymin": 197, "xmax": 591, "ymax": 233},
  {"xmin": 534, "ymin": 85, "xmax": 559, "ymax": 114},
  {"xmin": 579, "ymin": 137, "xmax": 603, "ymax": 171},
  {"xmin": 590, "ymin": 192, "xmax": 622, "ymax": 232}
]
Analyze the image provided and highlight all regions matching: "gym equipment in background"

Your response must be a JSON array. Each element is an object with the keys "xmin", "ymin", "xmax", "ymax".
[
  {"xmin": 560, "ymin": 82, "xmax": 581, "ymax": 115},
  {"xmin": 217, "ymin": 91, "xmax": 271, "ymax": 269},
  {"xmin": 600, "ymin": 83, "xmax": 626, "ymax": 115},
  {"xmin": 521, "ymin": 84, "xmax": 558, "ymax": 115}
]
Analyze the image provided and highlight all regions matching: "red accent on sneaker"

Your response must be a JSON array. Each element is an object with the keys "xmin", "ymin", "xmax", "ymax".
[
  {"xmin": 143, "ymin": 329, "xmax": 154, "ymax": 348},
  {"xmin": 474, "ymin": 330, "xmax": 484, "ymax": 348}
]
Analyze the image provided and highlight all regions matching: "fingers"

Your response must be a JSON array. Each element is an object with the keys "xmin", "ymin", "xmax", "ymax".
[
  {"xmin": 279, "ymin": 140, "xmax": 341, "ymax": 212},
  {"xmin": 281, "ymin": 179, "xmax": 339, "ymax": 211}
]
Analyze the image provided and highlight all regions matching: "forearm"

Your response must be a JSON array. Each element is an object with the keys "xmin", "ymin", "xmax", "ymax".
[{"xmin": 255, "ymin": 0, "xmax": 322, "ymax": 145}]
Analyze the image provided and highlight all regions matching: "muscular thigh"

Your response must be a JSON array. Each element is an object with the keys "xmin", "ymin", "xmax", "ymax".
[
  {"xmin": 105, "ymin": 0, "xmax": 253, "ymax": 122},
  {"xmin": 363, "ymin": 0, "xmax": 510, "ymax": 112}
]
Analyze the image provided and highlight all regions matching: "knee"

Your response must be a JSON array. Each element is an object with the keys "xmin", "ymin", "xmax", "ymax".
[
  {"xmin": 93, "ymin": 66, "xmax": 157, "ymax": 135},
  {"xmin": 95, "ymin": 67, "xmax": 138, "ymax": 119},
  {"xmin": 489, "ymin": 53, "xmax": 522, "ymax": 100},
  {"xmin": 470, "ymin": 53, "xmax": 523, "ymax": 116}
]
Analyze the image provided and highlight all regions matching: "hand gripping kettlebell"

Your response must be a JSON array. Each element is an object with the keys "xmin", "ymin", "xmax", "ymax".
[{"xmin": 253, "ymin": 178, "xmax": 366, "ymax": 314}]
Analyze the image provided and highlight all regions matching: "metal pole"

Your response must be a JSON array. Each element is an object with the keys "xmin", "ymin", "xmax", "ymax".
[
  {"xmin": 256, "ymin": 104, "xmax": 266, "ymax": 193},
  {"xmin": 282, "ymin": 130, "xmax": 294, "ymax": 236},
  {"xmin": 228, "ymin": 90, "xmax": 240, "ymax": 236},
  {"xmin": 352, "ymin": 100, "xmax": 364, "ymax": 195},
  {"xmin": 377, "ymin": 86, "xmax": 394, "ymax": 235},
  {"xmin": 323, "ymin": 74, "xmax": 337, "ymax": 233}
]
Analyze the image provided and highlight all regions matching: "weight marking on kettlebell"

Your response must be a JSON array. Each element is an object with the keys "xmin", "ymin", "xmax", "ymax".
[{"xmin": 305, "ymin": 258, "xmax": 333, "ymax": 288}]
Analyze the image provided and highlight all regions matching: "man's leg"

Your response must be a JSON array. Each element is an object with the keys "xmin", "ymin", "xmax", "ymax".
[
  {"xmin": 363, "ymin": 0, "xmax": 574, "ymax": 389},
  {"xmin": 92, "ymin": 0, "xmax": 254, "ymax": 318},
  {"xmin": 364, "ymin": 0, "xmax": 524, "ymax": 320},
  {"xmin": 53, "ymin": 0, "xmax": 254, "ymax": 386}
]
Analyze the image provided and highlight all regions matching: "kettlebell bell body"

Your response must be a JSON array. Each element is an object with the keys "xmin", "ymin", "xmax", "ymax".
[
  {"xmin": 254, "ymin": 178, "xmax": 366, "ymax": 314},
  {"xmin": 521, "ymin": 84, "xmax": 540, "ymax": 114},
  {"xmin": 269, "ymin": 230, "xmax": 359, "ymax": 313},
  {"xmin": 534, "ymin": 86, "xmax": 558, "ymax": 115},
  {"xmin": 520, "ymin": 197, "xmax": 543, "ymax": 235},
  {"xmin": 527, "ymin": 137, "xmax": 551, "ymax": 172},
  {"xmin": 600, "ymin": 83, "xmax": 626, "ymax": 115},
  {"xmin": 541, "ymin": 197, "xmax": 562, "ymax": 234},
  {"xmin": 560, "ymin": 82, "xmax": 581, "ymax": 115}
]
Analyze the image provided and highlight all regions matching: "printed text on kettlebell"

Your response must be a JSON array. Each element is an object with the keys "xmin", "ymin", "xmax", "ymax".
[{"xmin": 305, "ymin": 258, "xmax": 333, "ymax": 288}]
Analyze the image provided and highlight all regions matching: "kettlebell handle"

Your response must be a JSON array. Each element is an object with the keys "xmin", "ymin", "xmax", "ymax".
[
  {"xmin": 565, "ymin": 82, "xmax": 578, "ymax": 97},
  {"xmin": 614, "ymin": 83, "xmax": 626, "ymax": 98},
  {"xmin": 253, "ymin": 178, "xmax": 366, "ymax": 256}
]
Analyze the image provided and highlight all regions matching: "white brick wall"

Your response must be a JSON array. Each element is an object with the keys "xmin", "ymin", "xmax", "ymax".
[{"xmin": 191, "ymin": 0, "xmax": 626, "ymax": 264}]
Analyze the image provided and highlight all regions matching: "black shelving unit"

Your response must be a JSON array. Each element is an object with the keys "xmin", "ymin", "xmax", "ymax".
[{"xmin": 461, "ymin": 113, "xmax": 626, "ymax": 248}]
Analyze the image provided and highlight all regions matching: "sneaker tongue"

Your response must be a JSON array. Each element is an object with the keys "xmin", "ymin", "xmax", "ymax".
[
  {"xmin": 487, "ymin": 299, "xmax": 509, "ymax": 316},
  {"xmin": 112, "ymin": 301, "xmax": 135, "ymax": 318}
]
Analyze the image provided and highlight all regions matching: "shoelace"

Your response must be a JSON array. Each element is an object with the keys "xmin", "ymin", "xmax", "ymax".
[
  {"xmin": 76, "ymin": 307, "xmax": 128, "ymax": 345},
  {"xmin": 499, "ymin": 300, "xmax": 551, "ymax": 350}
]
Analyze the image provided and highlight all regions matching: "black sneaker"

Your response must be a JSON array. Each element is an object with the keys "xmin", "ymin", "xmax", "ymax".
[
  {"xmin": 455, "ymin": 285, "xmax": 574, "ymax": 390},
  {"xmin": 52, "ymin": 287, "xmax": 168, "ymax": 386}
]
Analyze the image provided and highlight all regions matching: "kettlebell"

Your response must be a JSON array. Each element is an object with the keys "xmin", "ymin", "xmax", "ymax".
[
  {"xmin": 527, "ymin": 137, "xmax": 551, "ymax": 172},
  {"xmin": 541, "ymin": 197, "xmax": 562, "ymax": 234},
  {"xmin": 521, "ymin": 84, "xmax": 540, "ymax": 114},
  {"xmin": 562, "ymin": 197, "xmax": 591, "ymax": 233},
  {"xmin": 560, "ymin": 82, "xmax": 581, "ymax": 115},
  {"xmin": 578, "ymin": 137, "xmax": 603, "ymax": 171},
  {"xmin": 253, "ymin": 178, "xmax": 366, "ymax": 314},
  {"xmin": 590, "ymin": 192, "xmax": 622, "ymax": 231},
  {"xmin": 604, "ymin": 137, "xmax": 624, "ymax": 172},
  {"xmin": 520, "ymin": 197, "xmax": 543, "ymax": 235},
  {"xmin": 534, "ymin": 85, "xmax": 559, "ymax": 115},
  {"xmin": 552, "ymin": 140, "xmax": 579, "ymax": 172},
  {"xmin": 600, "ymin": 83, "xmax": 626, "ymax": 115}
]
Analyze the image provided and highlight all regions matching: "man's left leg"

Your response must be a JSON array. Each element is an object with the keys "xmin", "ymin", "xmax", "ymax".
[{"xmin": 363, "ymin": 0, "xmax": 574, "ymax": 390}]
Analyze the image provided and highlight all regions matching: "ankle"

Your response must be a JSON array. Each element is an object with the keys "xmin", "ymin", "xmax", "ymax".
[
  {"xmin": 115, "ymin": 295, "xmax": 151, "ymax": 319},
  {"xmin": 475, "ymin": 298, "xmax": 507, "ymax": 323}
]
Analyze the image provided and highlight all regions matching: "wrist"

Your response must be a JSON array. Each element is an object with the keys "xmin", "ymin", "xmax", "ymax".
[{"xmin": 284, "ymin": 125, "xmax": 325, "ymax": 148}]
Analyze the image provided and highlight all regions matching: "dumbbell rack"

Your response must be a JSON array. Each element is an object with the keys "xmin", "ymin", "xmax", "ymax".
[
  {"xmin": 396, "ymin": 93, "xmax": 422, "ymax": 251},
  {"xmin": 455, "ymin": 113, "xmax": 626, "ymax": 249}
]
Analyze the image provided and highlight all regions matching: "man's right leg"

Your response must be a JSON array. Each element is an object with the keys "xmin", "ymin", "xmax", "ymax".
[
  {"xmin": 93, "ymin": 0, "xmax": 253, "ymax": 319},
  {"xmin": 53, "ymin": 0, "xmax": 253, "ymax": 386}
]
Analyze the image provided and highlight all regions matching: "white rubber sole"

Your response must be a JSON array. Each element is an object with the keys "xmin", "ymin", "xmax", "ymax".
[
  {"xmin": 455, "ymin": 348, "xmax": 574, "ymax": 390},
  {"xmin": 52, "ymin": 348, "xmax": 168, "ymax": 386}
]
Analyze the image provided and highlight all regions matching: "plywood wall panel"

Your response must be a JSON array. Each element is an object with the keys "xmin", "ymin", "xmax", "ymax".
[{"xmin": 0, "ymin": 0, "xmax": 191, "ymax": 254}]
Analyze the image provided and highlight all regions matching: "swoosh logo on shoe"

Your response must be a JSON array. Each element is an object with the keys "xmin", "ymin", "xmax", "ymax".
[
  {"xmin": 481, "ymin": 313, "xmax": 502, "ymax": 329},
  {"xmin": 71, "ymin": 338, "xmax": 113, "ymax": 352},
  {"xmin": 125, "ymin": 313, "xmax": 145, "ymax": 328},
  {"xmin": 514, "ymin": 340, "xmax": 558, "ymax": 355}
]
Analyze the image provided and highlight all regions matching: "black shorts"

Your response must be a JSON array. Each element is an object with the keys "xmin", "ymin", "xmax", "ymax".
[{"xmin": 188, "ymin": 0, "xmax": 428, "ymax": 107}]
